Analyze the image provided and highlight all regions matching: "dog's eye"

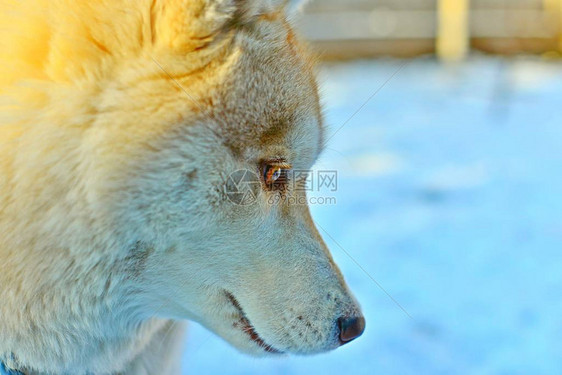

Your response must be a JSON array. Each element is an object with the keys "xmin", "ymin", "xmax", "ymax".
[
  {"xmin": 265, "ymin": 166, "xmax": 282, "ymax": 183},
  {"xmin": 263, "ymin": 163, "xmax": 291, "ymax": 189}
]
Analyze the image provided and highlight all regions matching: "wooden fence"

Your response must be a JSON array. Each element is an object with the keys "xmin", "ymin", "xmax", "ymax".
[{"xmin": 297, "ymin": 0, "xmax": 562, "ymax": 60}]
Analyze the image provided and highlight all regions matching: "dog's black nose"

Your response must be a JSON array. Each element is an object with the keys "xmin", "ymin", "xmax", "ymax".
[{"xmin": 338, "ymin": 316, "xmax": 366, "ymax": 345}]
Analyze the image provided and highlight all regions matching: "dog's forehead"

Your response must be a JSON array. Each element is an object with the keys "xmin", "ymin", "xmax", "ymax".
[
  {"xmin": 210, "ymin": 25, "xmax": 323, "ymax": 168},
  {"xmin": 253, "ymin": 111, "xmax": 322, "ymax": 170}
]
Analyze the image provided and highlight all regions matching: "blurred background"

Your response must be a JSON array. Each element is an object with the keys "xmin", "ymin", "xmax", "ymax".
[{"xmin": 183, "ymin": 1, "xmax": 562, "ymax": 374}]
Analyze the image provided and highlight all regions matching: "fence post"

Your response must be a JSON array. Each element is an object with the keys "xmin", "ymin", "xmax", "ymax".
[
  {"xmin": 437, "ymin": 0, "xmax": 470, "ymax": 61},
  {"xmin": 543, "ymin": 0, "xmax": 562, "ymax": 52}
]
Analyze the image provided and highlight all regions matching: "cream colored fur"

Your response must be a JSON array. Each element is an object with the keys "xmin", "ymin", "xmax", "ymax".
[{"xmin": 0, "ymin": 1, "xmax": 362, "ymax": 374}]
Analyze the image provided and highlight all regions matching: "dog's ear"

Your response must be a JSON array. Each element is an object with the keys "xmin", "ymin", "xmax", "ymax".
[
  {"xmin": 154, "ymin": 0, "xmax": 288, "ymax": 52},
  {"xmin": 234, "ymin": 0, "xmax": 288, "ymax": 21},
  {"xmin": 287, "ymin": 0, "xmax": 311, "ymax": 15}
]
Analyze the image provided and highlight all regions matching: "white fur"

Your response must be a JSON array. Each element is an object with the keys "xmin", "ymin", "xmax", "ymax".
[{"xmin": 0, "ymin": 0, "xmax": 362, "ymax": 374}]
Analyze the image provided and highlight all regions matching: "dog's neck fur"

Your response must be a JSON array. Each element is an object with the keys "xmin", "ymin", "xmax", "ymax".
[
  {"xmin": 2, "ymin": 320, "xmax": 186, "ymax": 375},
  {"xmin": 0, "ymin": 238, "xmax": 175, "ymax": 374}
]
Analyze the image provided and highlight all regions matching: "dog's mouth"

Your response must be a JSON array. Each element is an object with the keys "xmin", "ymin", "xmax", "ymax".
[{"xmin": 225, "ymin": 291, "xmax": 283, "ymax": 354}]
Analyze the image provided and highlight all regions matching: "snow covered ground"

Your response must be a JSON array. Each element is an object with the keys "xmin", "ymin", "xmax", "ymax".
[{"xmin": 182, "ymin": 57, "xmax": 562, "ymax": 374}]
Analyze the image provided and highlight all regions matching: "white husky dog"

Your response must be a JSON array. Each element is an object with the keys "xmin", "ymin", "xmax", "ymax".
[{"xmin": 0, "ymin": 0, "xmax": 365, "ymax": 374}]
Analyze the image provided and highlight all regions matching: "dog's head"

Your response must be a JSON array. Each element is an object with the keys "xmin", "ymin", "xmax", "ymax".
[{"xmin": 72, "ymin": 0, "xmax": 365, "ymax": 355}]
